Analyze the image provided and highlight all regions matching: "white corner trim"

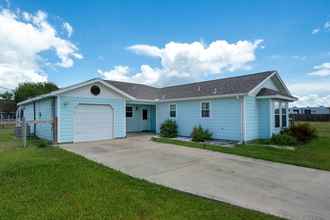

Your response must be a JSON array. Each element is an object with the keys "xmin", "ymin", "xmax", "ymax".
[
  {"xmin": 56, "ymin": 95, "xmax": 61, "ymax": 143},
  {"xmin": 248, "ymin": 71, "xmax": 277, "ymax": 95},
  {"xmin": 240, "ymin": 96, "xmax": 246, "ymax": 143}
]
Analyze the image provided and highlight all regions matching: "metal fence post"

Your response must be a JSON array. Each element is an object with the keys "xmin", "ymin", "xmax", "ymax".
[{"xmin": 22, "ymin": 118, "xmax": 27, "ymax": 147}]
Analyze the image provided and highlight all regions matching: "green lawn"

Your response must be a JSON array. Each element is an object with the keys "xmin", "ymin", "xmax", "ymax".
[
  {"xmin": 153, "ymin": 122, "xmax": 330, "ymax": 171},
  {"xmin": 0, "ymin": 128, "xmax": 282, "ymax": 220}
]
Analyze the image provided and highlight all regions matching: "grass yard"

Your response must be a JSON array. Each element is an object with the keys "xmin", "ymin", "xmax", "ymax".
[
  {"xmin": 0, "ymin": 128, "xmax": 282, "ymax": 220},
  {"xmin": 153, "ymin": 122, "xmax": 330, "ymax": 171}
]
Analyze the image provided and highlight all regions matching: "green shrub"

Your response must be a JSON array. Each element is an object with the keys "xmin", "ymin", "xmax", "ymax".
[
  {"xmin": 283, "ymin": 123, "xmax": 317, "ymax": 144},
  {"xmin": 270, "ymin": 133, "xmax": 298, "ymax": 146},
  {"xmin": 160, "ymin": 119, "xmax": 178, "ymax": 138},
  {"xmin": 37, "ymin": 140, "xmax": 49, "ymax": 148},
  {"xmin": 191, "ymin": 125, "xmax": 213, "ymax": 142}
]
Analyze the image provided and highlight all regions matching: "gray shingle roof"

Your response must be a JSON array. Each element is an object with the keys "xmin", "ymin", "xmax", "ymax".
[
  {"xmin": 257, "ymin": 88, "xmax": 296, "ymax": 99},
  {"xmin": 105, "ymin": 71, "xmax": 276, "ymax": 100}
]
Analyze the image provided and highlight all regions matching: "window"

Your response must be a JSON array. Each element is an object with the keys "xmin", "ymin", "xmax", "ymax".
[
  {"xmin": 169, "ymin": 104, "xmax": 176, "ymax": 118},
  {"xmin": 281, "ymin": 103, "xmax": 287, "ymax": 128},
  {"xmin": 142, "ymin": 109, "xmax": 148, "ymax": 120},
  {"xmin": 201, "ymin": 102, "xmax": 210, "ymax": 118},
  {"xmin": 126, "ymin": 106, "xmax": 133, "ymax": 118},
  {"xmin": 274, "ymin": 102, "xmax": 280, "ymax": 128},
  {"xmin": 304, "ymin": 109, "xmax": 311, "ymax": 115}
]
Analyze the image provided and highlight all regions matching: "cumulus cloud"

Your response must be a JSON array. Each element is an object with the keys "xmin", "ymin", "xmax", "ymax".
[
  {"xmin": 289, "ymin": 81, "xmax": 330, "ymax": 107},
  {"xmin": 63, "ymin": 22, "xmax": 73, "ymax": 38},
  {"xmin": 0, "ymin": 8, "xmax": 82, "ymax": 89},
  {"xmin": 100, "ymin": 39, "xmax": 263, "ymax": 86},
  {"xmin": 308, "ymin": 62, "xmax": 330, "ymax": 77},
  {"xmin": 98, "ymin": 65, "xmax": 160, "ymax": 85}
]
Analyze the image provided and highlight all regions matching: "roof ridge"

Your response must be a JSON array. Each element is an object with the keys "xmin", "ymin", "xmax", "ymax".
[{"xmin": 160, "ymin": 70, "xmax": 276, "ymax": 89}]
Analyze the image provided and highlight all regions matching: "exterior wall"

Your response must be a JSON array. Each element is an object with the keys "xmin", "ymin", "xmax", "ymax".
[
  {"xmin": 245, "ymin": 96, "xmax": 259, "ymax": 141},
  {"xmin": 156, "ymin": 98, "xmax": 241, "ymax": 141},
  {"xmin": 35, "ymin": 98, "xmax": 54, "ymax": 141},
  {"xmin": 58, "ymin": 96, "xmax": 125, "ymax": 143},
  {"xmin": 257, "ymin": 99, "xmax": 271, "ymax": 139},
  {"xmin": 21, "ymin": 98, "xmax": 54, "ymax": 141},
  {"xmin": 126, "ymin": 104, "xmax": 156, "ymax": 132}
]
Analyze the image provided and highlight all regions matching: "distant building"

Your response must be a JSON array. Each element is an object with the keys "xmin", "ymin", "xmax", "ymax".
[
  {"xmin": 0, "ymin": 100, "xmax": 17, "ymax": 120},
  {"xmin": 289, "ymin": 106, "xmax": 330, "ymax": 115}
]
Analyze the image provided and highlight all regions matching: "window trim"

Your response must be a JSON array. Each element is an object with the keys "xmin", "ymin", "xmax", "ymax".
[
  {"xmin": 169, "ymin": 103, "xmax": 177, "ymax": 119},
  {"xmin": 273, "ymin": 101, "xmax": 288, "ymax": 129},
  {"xmin": 200, "ymin": 101, "xmax": 211, "ymax": 119},
  {"xmin": 126, "ymin": 106, "xmax": 133, "ymax": 118}
]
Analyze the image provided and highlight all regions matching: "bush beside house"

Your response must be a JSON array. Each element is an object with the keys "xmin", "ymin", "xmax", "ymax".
[
  {"xmin": 191, "ymin": 125, "xmax": 213, "ymax": 142},
  {"xmin": 269, "ymin": 123, "xmax": 317, "ymax": 146},
  {"xmin": 160, "ymin": 120, "xmax": 178, "ymax": 138}
]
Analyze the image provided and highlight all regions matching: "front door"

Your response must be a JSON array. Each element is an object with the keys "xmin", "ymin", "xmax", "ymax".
[{"xmin": 141, "ymin": 109, "xmax": 149, "ymax": 131}]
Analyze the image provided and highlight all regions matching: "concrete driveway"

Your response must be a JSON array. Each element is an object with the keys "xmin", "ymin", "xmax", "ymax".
[{"xmin": 61, "ymin": 133, "xmax": 330, "ymax": 220}]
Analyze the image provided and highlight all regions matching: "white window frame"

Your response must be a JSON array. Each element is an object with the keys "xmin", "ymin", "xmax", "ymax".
[
  {"xmin": 126, "ymin": 106, "xmax": 133, "ymax": 118},
  {"xmin": 273, "ymin": 101, "xmax": 288, "ymax": 129},
  {"xmin": 169, "ymin": 103, "xmax": 177, "ymax": 119},
  {"xmin": 200, "ymin": 101, "xmax": 211, "ymax": 118}
]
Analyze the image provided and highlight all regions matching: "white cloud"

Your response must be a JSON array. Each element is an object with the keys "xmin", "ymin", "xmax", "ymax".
[
  {"xmin": 291, "ymin": 55, "xmax": 307, "ymax": 61},
  {"xmin": 63, "ymin": 22, "xmax": 73, "ymax": 38},
  {"xmin": 312, "ymin": 28, "xmax": 320, "ymax": 34},
  {"xmin": 98, "ymin": 65, "xmax": 160, "ymax": 85},
  {"xmin": 0, "ymin": 8, "xmax": 82, "ymax": 89},
  {"xmin": 289, "ymin": 82, "xmax": 330, "ymax": 107},
  {"xmin": 292, "ymin": 94, "xmax": 330, "ymax": 107},
  {"xmin": 324, "ymin": 21, "xmax": 330, "ymax": 30},
  {"xmin": 101, "ymin": 39, "xmax": 263, "ymax": 86},
  {"xmin": 308, "ymin": 62, "xmax": 330, "ymax": 77}
]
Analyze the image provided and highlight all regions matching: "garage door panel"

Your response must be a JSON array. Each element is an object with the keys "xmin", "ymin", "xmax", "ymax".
[{"xmin": 74, "ymin": 104, "xmax": 113, "ymax": 142}]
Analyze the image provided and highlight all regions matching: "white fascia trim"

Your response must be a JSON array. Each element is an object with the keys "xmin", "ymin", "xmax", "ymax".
[
  {"xmin": 256, "ymin": 95, "xmax": 297, "ymax": 101},
  {"xmin": 99, "ymin": 80, "xmax": 136, "ymax": 100},
  {"xmin": 248, "ymin": 71, "xmax": 277, "ymax": 95},
  {"xmin": 273, "ymin": 72, "xmax": 292, "ymax": 96},
  {"xmin": 18, "ymin": 79, "xmax": 136, "ymax": 106},
  {"xmin": 157, "ymin": 93, "xmax": 247, "ymax": 103}
]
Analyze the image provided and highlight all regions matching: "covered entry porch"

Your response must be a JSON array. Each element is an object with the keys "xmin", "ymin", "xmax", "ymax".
[{"xmin": 126, "ymin": 102, "xmax": 156, "ymax": 133}]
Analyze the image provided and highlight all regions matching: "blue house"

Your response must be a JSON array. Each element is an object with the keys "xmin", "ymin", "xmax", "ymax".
[{"xmin": 17, "ymin": 71, "xmax": 297, "ymax": 144}]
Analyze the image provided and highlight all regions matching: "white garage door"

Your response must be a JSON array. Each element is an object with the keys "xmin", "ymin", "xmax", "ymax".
[{"xmin": 74, "ymin": 104, "xmax": 114, "ymax": 142}]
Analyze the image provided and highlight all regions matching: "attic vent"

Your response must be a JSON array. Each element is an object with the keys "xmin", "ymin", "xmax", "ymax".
[
  {"xmin": 213, "ymin": 88, "xmax": 217, "ymax": 94},
  {"xmin": 197, "ymin": 86, "xmax": 201, "ymax": 91}
]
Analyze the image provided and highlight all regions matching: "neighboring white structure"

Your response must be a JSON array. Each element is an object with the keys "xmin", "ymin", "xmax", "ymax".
[{"xmin": 289, "ymin": 106, "xmax": 330, "ymax": 115}]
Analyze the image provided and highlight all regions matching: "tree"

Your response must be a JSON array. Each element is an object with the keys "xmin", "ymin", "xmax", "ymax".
[
  {"xmin": 0, "ymin": 91, "xmax": 14, "ymax": 101},
  {"xmin": 14, "ymin": 82, "xmax": 59, "ymax": 103}
]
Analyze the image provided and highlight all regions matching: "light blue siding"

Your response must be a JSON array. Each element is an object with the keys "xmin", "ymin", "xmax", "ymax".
[
  {"xmin": 21, "ymin": 98, "xmax": 54, "ymax": 141},
  {"xmin": 257, "ymin": 99, "xmax": 271, "ymax": 139},
  {"xmin": 156, "ymin": 98, "xmax": 241, "ymax": 141},
  {"xmin": 245, "ymin": 96, "xmax": 259, "ymax": 141},
  {"xmin": 22, "ymin": 103, "xmax": 34, "ymax": 130},
  {"xmin": 126, "ymin": 104, "xmax": 156, "ymax": 132},
  {"xmin": 59, "ymin": 96, "xmax": 125, "ymax": 143},
  {"xmin": 35, "ymin": 98, "xmax": 53, "ymax": 141}
]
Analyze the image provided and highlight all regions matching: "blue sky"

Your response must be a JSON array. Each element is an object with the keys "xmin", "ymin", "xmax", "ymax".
[{"xmin": 0, "ymin": 0, "xmax": 330, "ymax": 106}]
